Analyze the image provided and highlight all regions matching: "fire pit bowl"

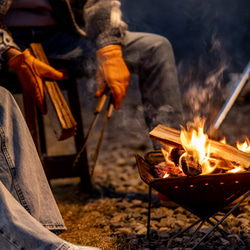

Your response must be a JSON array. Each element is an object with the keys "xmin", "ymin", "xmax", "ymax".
[{"xmin": 136, "ymin": 151, "xmax": 250, "ymax": 219}]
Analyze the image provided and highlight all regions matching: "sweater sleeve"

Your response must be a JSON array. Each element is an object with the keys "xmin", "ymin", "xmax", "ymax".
[
  {"xmin": 83, "ymin": 0, "xmax": 128, "ymax": 49},
  {"xmin": 0, "ymin": 0, "xmax": 21, "ymax": 61},
  {"xmin": 0, "ymin": 25, "xmax": 20, "ymax": 61}
]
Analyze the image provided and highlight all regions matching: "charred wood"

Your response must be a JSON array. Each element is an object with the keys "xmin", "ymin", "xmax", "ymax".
[{"xmin": 180, "ymin": 153, "xmax": 202, "ymax": 176}]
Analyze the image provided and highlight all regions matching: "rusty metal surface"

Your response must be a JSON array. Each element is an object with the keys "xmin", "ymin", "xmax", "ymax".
[{"xmin": 136, "ymin": 152, "xmax": 250, "ymax": 219}]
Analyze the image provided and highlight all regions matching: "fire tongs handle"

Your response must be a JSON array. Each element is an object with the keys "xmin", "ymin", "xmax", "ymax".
[
  {"xmin": 90, "ymin": 95, "xmax": 114, "ymax": 175},
  {"xmin": 209, "ymin": 60, "xmax": 250, "ymax": 136},
  {"xmin": 72, "ymin": 91, "xmax": 114, "ymax": 170}
]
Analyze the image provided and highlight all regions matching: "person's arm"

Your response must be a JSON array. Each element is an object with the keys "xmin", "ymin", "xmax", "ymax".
[
  {"xmin": 84, "ymin": 0, "xmax": 130, "ymax": 109},
  {"xmin": 0, "ymin": 29, "xmax": 64, "ymax": 115},
  {"xmin": 7, "ymin": 49, "xmax": 64, "ymax": 114},
  {"xmin": 0, "ymin": 27, "xmax": 21, "ymax": 61},
  {"xmin": 83, "ymin": 0, "xmax": 128, "ymax": 48},
  {"xmin": 2, "ymin": 47, "xmax": 21, "ymax": 61},
  {"xmin": 0, "ymin": 22, "xmax": 65, "ymax": 114}
]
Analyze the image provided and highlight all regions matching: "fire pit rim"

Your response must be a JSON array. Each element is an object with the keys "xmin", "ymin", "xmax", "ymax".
[{"xmin": 136, "ymin": 152, "xmax": 250, "ymax": 219}]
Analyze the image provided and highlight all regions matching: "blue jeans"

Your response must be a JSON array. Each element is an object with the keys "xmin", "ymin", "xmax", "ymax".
[
  {"xmin": 10, "ymin": 26, "xmax": 183, "ymax": 148},
  {"xmin": 0, "ymin": 87, "xmax": 70, "ymax": 249}
]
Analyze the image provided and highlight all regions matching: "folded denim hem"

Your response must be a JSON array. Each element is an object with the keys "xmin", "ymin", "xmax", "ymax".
[
  {"xmin": 58, "ymin": 243, "xmax": 71, "ymax": 250},
  {"xmin": 43, "ymin": 223, "xmax": 67, "ymax": 235}
]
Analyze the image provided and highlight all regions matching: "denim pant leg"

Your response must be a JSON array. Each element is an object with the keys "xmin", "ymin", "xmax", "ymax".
[
  {"xmin": 0, "ymin": 87, "xmax": 68, "ymax": 249},
  {"xmin": 122, "ymin": 31, "xmax": 183, "ymax": 147},
  {"xmin": 0, "ymin": 182, "xmax": 69, "ymax": 250}
]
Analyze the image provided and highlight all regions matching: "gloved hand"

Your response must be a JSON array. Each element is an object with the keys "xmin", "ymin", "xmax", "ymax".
[
  {"xmin": 8, "ymin": 49, "xmax": 64, "ymax": 114},
  {"xmin": 95, "ymin": 45, "xmax": 130, "ymax": 109}
]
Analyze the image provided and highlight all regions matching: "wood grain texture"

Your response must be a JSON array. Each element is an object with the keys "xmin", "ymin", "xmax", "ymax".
[
  {"xmin": 149, "ymin": 124, "xmax": 250, "ymax": 168},
  {"xmin": 29, "ymin": 43, "xmax": 77, "ymax": 140}
]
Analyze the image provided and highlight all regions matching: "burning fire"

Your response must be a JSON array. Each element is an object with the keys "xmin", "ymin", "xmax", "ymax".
[
  {"xmin": 159, "ymin": 117, "xmax": 249, "ymax": 178},
  {"xmin": 237, "ymin": 137, "xmax": 250, "ymax": 153},
  {"xmin": 161, "ymin": 147, "xmax": 184, "ymax": 178},
  {"xmin": 221, "ymin": 136, "xmax": 250, "ymax": 153}
]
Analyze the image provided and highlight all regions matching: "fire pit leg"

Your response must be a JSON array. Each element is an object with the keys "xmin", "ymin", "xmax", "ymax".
[
  {"xmin": 146, "ymin": 185, "xmax": 152, "ymax": 240},
  {"xmin": 206, "ymin": 217, "xmax": 230, "ymax": 236},
  {"xmin": 166, "ymin": 218, "xmax": 202, "ymax": 244},
  {"xmin": 165, "ymin": 218, "xmax": 203, "ymax": 248},
  {"xmin": 182, "ymin": 219, "xmax": 206, "ymax": 250},
  {"xmin": 191, "ymin": 190, "xmax": 250, "ymax": 250}
]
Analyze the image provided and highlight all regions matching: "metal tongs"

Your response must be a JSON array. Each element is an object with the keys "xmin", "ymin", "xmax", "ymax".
[
  {"xmin": 208, "ymin": 60, "xmax": 250, "ymax": 137},
  {"xmin": 72, "ymin": 90, "xmax": 114, "ymax": 175}
]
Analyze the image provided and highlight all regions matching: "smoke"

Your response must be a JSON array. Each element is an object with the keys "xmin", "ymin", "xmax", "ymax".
[
  {"xmin": 121, "ymin": 0, "xmax": 250, "ymax": 130},
  {"xmin": 180, "ymin": 48, "xmax": 229, "ymax": 122},
  {"xmin": 121, "ymin": 0, "xmax": 250, "ymax": 69},
  {"xmin": 112, "ymin": 0, "xmax": 250, "ymax": 139},
  {"xmin": 121, "ymin": 2, "xmax": 250, "ymax": 83}
]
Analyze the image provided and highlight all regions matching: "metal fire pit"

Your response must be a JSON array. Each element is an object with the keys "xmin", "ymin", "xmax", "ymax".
[{"xmin": 135, "ymin": 151, "xmax": 250, "ymax": 249}]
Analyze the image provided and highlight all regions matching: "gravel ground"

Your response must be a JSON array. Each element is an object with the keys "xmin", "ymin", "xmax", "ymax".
[{"xmin": 41, "ymin": 74, "xmax": 250, "ymax": 249}]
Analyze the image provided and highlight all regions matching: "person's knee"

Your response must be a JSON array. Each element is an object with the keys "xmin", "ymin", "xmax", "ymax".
[
  {"xmin": 156, "ymin": 35, "xmax": 172, "ymax": 49},
  {"xmin": 140, "ymin": 34, "xmax": 175, "ymax": 67},
  {"xmin": 152, "ymin": 35, "xmax": 174, "ymax": 57},
  {"xmin": 0, "ymin": 87, "xmax": 20, "ymax": 114},
  {"xmin": 0, "ymin": 87, "xmax": 13, "ymax": 101}
]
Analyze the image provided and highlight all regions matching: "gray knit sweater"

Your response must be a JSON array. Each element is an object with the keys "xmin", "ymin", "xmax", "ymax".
[{"xmin": 0, "ymin": 0, "xmax": 128, "ymax": 58}]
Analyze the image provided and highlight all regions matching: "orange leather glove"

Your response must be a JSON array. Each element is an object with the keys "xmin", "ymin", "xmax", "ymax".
[
  {"xmin": 8, "ymin": 49, "xmax": 64, "ymax": 114},
  {"xmin": 95, "ymin": 45, "xmax": 130, "ymax": 109}
]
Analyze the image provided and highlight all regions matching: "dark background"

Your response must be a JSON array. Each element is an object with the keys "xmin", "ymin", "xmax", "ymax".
[
  {"xmin": 120, "ymin": 0, "xmax": 250, "ymax": 121},
  {"xmin": 121, "ymin": 0, "xmax": 250, "ymax": 86}
]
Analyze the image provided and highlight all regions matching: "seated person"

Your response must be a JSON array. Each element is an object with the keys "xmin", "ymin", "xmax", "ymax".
[{"xmin": 0, "ymin": 0, "xmax": 183, "ymax": 150}]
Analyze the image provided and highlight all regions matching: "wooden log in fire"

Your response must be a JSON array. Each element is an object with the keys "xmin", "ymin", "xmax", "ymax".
[
  {"xmin": 180, "ymin": 153, "xmax": 202, "ymax": 176},
  {"xmin": 149, "ymin": 124, "xmax": 250, "ymax": 169}
]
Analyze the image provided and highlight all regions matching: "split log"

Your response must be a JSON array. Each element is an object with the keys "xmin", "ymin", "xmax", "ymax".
[
  {"xmin": 29, "ymin": 43, "xmax": 77, "ymax": 140},
  {"xmin": 209, "ymin": 153, "xmax": 238, "ymax": 171},
  {"xmin": 149, "ymin": 124, "xmax": 250, "ymax": 169}
]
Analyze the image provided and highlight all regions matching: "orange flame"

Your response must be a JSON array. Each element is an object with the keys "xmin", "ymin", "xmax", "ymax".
[
  {"xmin": 177, "ymin": 117, "xmax": 247, "ymax": 175},
  {"xmin": 180, "ymin": 126, "xmax": 208, "ymax": 162},
  {"xmin": 220, "ymin": 137, "xmax": 226, "ymax": 144},
  {"xmin": 237, "ymin": 137, "xmax": 250, "ymax": 153},
  {"xmin": 160, "ymin": 117, "xmax": 249, "ymax": 178},
  {"xmin": 179, "ymin": 118, "xmax": 217, "ymax": 174}
]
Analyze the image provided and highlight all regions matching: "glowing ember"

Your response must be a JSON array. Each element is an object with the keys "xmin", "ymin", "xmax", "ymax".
[
  {"xmin": 228, "ymin": 166, "xmax": 245, "ymax": 173},
  {"xmin": 160, "ymin": 148, "xmax": 184, "ymax": 177}
]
